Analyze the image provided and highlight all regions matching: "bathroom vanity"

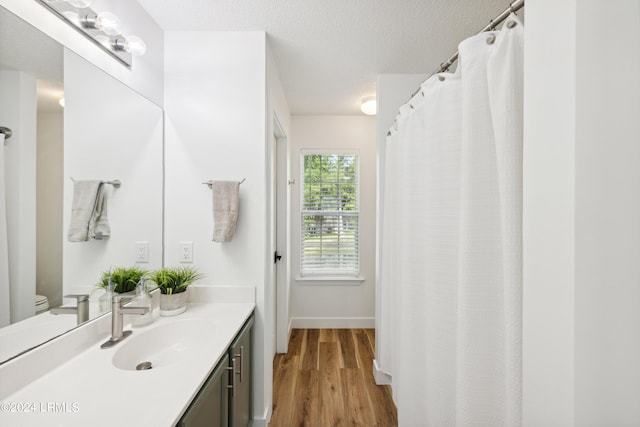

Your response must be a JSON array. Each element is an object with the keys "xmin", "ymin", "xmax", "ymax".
[
  {"xmin": 0, "ymin": 298, "xmax": 255, "ymax": 427},
  {"xmin": 179, "ymin": 314, "xmax": 253, "ymax": 427}
]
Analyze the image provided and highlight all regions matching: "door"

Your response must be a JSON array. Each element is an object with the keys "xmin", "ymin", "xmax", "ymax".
[
  {"xmin": 229, "ymin": 315, "xmax": 254, "ymax": 427},
  {"xmin": 178, "ymin": 353, "xmax": 230, "ymax": 427},
  {"xmin": 270, "ymin": 132, "xmax": 278, "ymax": 357},
  {"xmin": 273, "ymin": 118, "xmax": 289, "ymax": 354}
]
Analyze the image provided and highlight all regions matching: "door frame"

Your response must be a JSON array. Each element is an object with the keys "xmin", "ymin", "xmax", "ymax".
[{"xmin": 272, "ymin": 116, "xmax": 290, "ymax": 354}]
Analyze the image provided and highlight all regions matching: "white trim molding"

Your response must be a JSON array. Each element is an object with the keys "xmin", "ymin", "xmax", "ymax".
[
  {"xmin": 373, "ymin": 359, "xmax": 392, "ymax": 385},
  {"xmin": 291, "ymin": 317, "xmax": 374, "ymax": 329}
]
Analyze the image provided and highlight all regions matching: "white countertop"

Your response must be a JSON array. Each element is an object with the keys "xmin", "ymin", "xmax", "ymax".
[
  {"xmin": 0, "ymin": 302, "xmax": 254, "ymax": 426},
  {"xmin": 0, "ymin": 311, "xmax": 79, "ymax": 363}
]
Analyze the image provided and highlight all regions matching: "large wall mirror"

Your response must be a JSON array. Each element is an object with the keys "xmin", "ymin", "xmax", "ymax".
[{"xmin": 0, "ymin": 5, "xmax": 163, "ymax": 363}]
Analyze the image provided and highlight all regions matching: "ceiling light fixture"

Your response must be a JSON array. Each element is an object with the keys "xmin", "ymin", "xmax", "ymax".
[
  {"xmin": 35, "ymin": 0, "xmax": 145, "ymax": 68},
  {"xmin": 361, "ymin": 96, "xmax": 377, "ymax": 116}
]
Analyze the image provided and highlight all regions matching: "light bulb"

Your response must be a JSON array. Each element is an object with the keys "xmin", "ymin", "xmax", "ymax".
[
  {"xmin": 66, "ymin": 0, "xmax": 91, "ymax": 8},
  {"xmin": 361, "ymin": 96, "xmax": 377, "ymax": 115},
  {"xmin": 124, "ymin": 36, "xmax": 146, "ymax": 56},
  {"xmin": 58, "ymin": 98, "xmax": 65, "ymax": 108},
  {"xmin": 95, "ymin": 12, "xmax": 121, "ymax": 36}
]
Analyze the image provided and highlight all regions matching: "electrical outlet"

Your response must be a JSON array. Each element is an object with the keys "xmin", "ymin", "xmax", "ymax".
[
  {"xmin": 180, "ymin": 241, "xmax": 193, "ymax": 263},
  {"xmin": 135, "ymin": 241, "xmax": 149, "ymax": 263}
]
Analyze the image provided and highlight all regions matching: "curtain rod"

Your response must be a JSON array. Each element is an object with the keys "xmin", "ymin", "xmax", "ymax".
[
  {"xmin": 401, "ymin": 0, "xmax": 525, "ymax": 106},
  {"xmin": 434, "ymin": 0, "xmax": 524, "ymax": 75}
]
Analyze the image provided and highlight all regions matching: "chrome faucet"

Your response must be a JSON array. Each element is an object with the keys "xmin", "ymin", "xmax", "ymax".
[
  {"xmin": 50, "ymin": 294, "xmax": 90, "ymax": 325},
  {"xmin": 100, "ymin": 295, "xmax": 149, "ymax": 349}
]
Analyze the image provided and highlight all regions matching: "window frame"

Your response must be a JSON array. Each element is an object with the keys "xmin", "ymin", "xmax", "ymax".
[{"xmin": 299, "ymin": 149, "xmax": 361, "ymax": 278}]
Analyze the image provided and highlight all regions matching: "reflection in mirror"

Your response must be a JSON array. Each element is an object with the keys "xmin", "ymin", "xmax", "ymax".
[
  {"xmin": 0, "ymin": 5, "xmax": 163, "ymax": 364},
  {"xmin": 62, "ymin": 48, "xmax": 163, "ymax": 298},
  {"xmin": 0, "ymin": 4, "xmax": 64, "ymax": 360}
]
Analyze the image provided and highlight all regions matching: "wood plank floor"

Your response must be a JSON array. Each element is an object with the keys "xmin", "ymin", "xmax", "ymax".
[{"xmin": 270, "ymin": 329, "xmax": 398, "ymax": 427}]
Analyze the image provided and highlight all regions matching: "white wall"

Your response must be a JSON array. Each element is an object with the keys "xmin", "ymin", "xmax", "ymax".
[
  {"xmin": 523, "ymin": 0, "xmax": 640, "ymax": 425},
  {"xmin": 522, "ymin": 0, "xmax": 576, "ymax": 424},
  {"xmin": 0, "ymin": 71, "xmax": 37, "ymax": 324},
  {"xmin": 164, "ymin": 30, "xmax": 277, "ymax": 425},
  {"xmin": 574, "ymin": 1, "xmax": 640, "ymax": 424},
  {"xmin": 63, "ymin": 50, "xmax": 163, "ymax": 294},
  {"xmin": 36, "ymin": 111, "xmax": 63, "ymax": 308},
  {"xmin": 290, "ymin": 115, "xmax": 376, "ymax": 328},
  {"xmin": 0, "ymin": 0, "xmax": 164, "ymax": 106}
]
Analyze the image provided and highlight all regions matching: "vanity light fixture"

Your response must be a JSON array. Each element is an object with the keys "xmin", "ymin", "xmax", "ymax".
[
  {"xmin": 112, "ymin": 35, "xmax": 147, "ymax": 57},
  {"xmin": 361, "ymin": 96, "xmax": 377, "ymax": 116},
  {"xmin": 35, "ymin": 0, "xmax": 146, "ymax": 68},
  {"xmin": 64, "ymin": 0, "xmax": 91, "ymax": 8},
  {"xmin": 79, "ymin": 11, "xmax": 121, "ymax": 36}
]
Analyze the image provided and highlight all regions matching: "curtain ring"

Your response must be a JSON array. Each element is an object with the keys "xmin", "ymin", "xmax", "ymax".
[
  {"xmin": 486, "ymin": 34, "xmax": 496, "ymax": 45},
  {"xmin": 506, "ymin": 20, "xmax": 517, "ymax": 29},
  {"xmin": 509, "ymin": 1, "xmax": 514, "ymax": 14},
  {"xmin": 438, "ymin": 75, "xmax": 445, "ymax": 82}
]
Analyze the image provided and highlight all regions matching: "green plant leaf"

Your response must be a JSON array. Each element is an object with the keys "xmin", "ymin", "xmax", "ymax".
[
  {"xmin": 149, "ymin": 266, "xmax": 205, "ymax": 295},
  {"xmin": 96, "ymin": 266, "xmax": 149, "ymax": 294}
]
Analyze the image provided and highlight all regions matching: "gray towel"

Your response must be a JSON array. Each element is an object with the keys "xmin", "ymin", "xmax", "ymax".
[
  {"xmin": 212, "ymin": 181, "xmax": 239, "ymax": 242},
  {"xmin": 67, "ymin": 180, "xmax": 110, "ymax": 242},
  {"xmin": 93, "ymin": 184, "xmax": 110, "ymax": 240}
]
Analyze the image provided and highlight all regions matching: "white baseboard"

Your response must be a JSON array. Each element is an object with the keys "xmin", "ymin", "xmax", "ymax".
[
  {"xmin": 373, "ymin": 359, "xmax": 392, "ymax": 385},
  {"xmin": 250, "ymin": 404, "xmax": 271, "ymax": 427},
  {"xmin": 291, "ymin": 317, "xmax": 375, "ymax": 329}
]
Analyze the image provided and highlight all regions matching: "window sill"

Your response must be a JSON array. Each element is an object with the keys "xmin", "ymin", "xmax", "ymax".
[{"xmin": 296, "ymin": 276, "xmax": 365, "ymax": 286}]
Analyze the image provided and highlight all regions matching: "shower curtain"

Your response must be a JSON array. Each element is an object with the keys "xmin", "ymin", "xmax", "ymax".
[
  {"xmin": 0, "ymin": 134, "xmax": 10, "ymax": 327},
  {"xmin": 380, "ymin": 15, "xmax": 524, "ymax": 426}
]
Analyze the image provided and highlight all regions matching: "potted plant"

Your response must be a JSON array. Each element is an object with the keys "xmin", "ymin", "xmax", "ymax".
[
  {"xmin": 150, "ymin": 266, "xmax": 204, "ymax": 316},
  {"xmin": 97, "ymin": 266, "xmax": 149, "ymax": 294}
]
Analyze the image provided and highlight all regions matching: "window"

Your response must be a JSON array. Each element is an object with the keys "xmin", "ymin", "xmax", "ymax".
[{"xmin": 301, "ymin": 151, "xmax": 359, "ymax": 276}]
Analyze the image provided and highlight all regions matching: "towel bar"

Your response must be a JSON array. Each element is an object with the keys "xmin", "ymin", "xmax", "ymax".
[
  {"xmin": 0, "ymin": 126, "xmax": 12, "ymax": 140},
  {"xmin": 202, "ymin": 178, "xmax": 246, "ymax": 189},
  {"xmin": 70, "ymin": 177, "xmax": 121, "ymax": 188}
]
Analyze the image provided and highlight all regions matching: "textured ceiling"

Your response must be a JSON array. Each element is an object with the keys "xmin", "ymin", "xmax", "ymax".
[{"xmin": 140, "ymin": 0, "xmax": 510, "ymax": 115}]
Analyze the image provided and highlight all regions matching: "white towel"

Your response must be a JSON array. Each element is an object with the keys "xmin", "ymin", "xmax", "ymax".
[
  {"xmin": 212, "ymin": 181, "xmax": 239, "ymax": 242},
  {"xmin": 68, "ymin": 180, "xmax": 110, "ymax": 242}
]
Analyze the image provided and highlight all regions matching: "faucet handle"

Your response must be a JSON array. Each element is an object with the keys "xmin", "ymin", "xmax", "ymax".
[{"xmin": 64, "ymin": 294, "xmax": 89, "ymax": 302}]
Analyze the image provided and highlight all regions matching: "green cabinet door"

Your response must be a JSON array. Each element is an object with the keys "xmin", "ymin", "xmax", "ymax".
[
  {"xmin": 229, "ymin": 315, "xmax": 254, "ymax": 427},
  {"xmin": 178, "ymin": 353, "xmax": 230, "ymax": 427}
]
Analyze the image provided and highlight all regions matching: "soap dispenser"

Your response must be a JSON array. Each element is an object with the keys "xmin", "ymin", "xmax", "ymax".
[
  {"xmin": 131, "ymin": 275, "xmax": 154, "ymax": 327},
  {"xmin": 99, "ymin": 276, "xmax": 114, "ymax": 313}
]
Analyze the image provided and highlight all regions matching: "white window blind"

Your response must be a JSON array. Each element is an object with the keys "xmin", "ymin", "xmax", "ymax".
[{"xmin": 301, "ymin": 152, "xmax": 359, "ymax": 276}]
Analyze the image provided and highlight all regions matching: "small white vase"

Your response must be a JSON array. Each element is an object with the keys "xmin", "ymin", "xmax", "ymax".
[{"xmin": 159, "ymin": 291, "xmax": 188, "ymax": 317}]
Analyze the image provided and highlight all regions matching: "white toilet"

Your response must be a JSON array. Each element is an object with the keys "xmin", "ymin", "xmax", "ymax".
[{"xmin": 35, "ymin": 294, "xmax": 49, "ymax": 314}]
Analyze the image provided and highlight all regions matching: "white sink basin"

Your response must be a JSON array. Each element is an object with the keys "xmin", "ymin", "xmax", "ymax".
[{"xmin": 112, "ymin": 319, "xmax": 214, "ymax": 371}]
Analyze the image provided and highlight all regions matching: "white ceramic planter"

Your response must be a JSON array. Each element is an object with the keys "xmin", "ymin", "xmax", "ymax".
[{"xmin": 159, "ymin": 291, "xmax": 188, "ymax": 317}]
